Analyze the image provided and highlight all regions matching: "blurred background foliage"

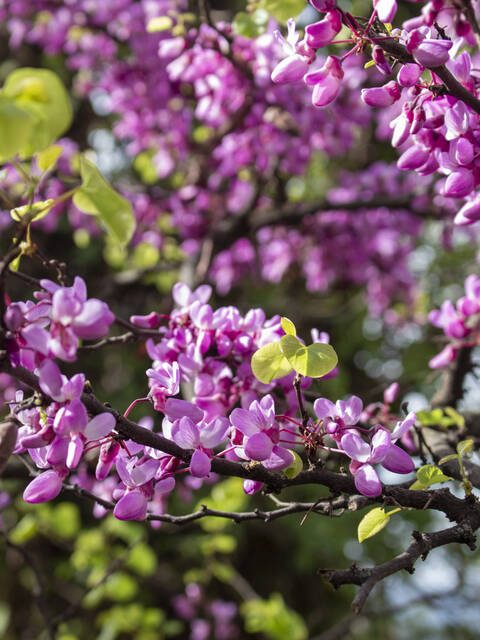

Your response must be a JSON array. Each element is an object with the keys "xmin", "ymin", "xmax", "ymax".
[{"xmin": 1, "ymin": 0, "xmax": 480, "ymax": 638}]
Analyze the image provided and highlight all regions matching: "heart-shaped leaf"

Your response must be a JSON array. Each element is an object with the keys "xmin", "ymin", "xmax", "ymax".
[
  {"xmin": 281, "ymin": 317, "xmax": 296, "ymax": 336},
  {"xmin": 280, "ymin": 335, "xmax": 338, "ymax": 378},
  {"xmin": 2, "ymin": 68, "xmax": 72, "ymax": 155},
  {"xmin": 251, "ymin": 341, "xmax": 292, "ymax": 384}
]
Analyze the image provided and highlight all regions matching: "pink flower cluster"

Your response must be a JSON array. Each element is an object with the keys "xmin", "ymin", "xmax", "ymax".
[{"xmin": 428, "ymin": 274, "xmax": 480, "ymax": 368}]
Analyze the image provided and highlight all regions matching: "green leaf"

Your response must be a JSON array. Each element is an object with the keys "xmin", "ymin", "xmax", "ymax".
[
  {"xmin": 0, "ymin": 97, "xmax": 34, "ymax": 162},
  {"xmin": 73, "ymin": 156, "xmax": 135, "ymax": 245},
  {"xmin": 2, "ymin": 68, "xmax": 72, "ymax": 155},
  {"xmin": 10, "ymin": 514, "xmax": 38, "ymax": 544},
  {"xmin": 127, "ymin": 543, "xmax": 157, "ymax": 577},
  {"xmin": 197, "ymin": 478, "xmax": 248, "ymax": 532},
  {"xmin": 409, "ymin": 480, "xmax": 425, "ymax": 491},
  {"xmin": 416, "ymin": 464, "xmax": 451, "ymax": 488},
  {"xmin": 438, "ymin": 453, "xmax": 458, "ymax": 466},
  {"xmin": 241, "ymin": 593, "xmax": 307, "ymax": 640},
  {"xmin": 10, "ymin": 199, "xmax": 55, "ymax": 223},
  {"xmin": 444, "ymin": 407, "xmax": 465, "ymax": 429},
  {"xmin": 259, "ymin": 0, "xmax": 305, "ymax": 22},
  {"xmin": 416, "ymin": 408, "xmax": 445, "ymax": 426},
  {"xmin": 283, "ymin": 450, "xmax": 303, "ymax": 479},
  {"xmin": 146, "ymin": 16, "xmax": 173, "ymax": 32},
  {"xmin": 49, "ymin": 502, "xmax": 81, "ymax": 539},
  {"xmin": 37, "ymin": 144, "xmax": 63, "ymax": 172},
  {"xmin": 280, "ymin": 335, "xmax": 338, "ymax": 378},
  {"xmin": 104, "ymin": 572, "xmax": 138, "ymax": 602},
  {"xmin": 251, "ymin": 341, "xmax": 292, "ymax": 384},
  {"xmin": 357, "ymin": 507, "xmax": 390, "ymax": 543},
  {"xmin": 232, "ymin": 10, "xmax": 268, "ymax": 38},
  {"xmin": 281, "ymin": 317, "xmax": 296, "ymax": 336},
  {"xmin": 457, "ymin": 439, "xmax": 474, "ymax": 457}
]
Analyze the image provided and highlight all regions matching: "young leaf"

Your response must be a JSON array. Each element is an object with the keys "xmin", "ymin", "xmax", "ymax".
[
  {"xmin": 73, "ymin": 156, "xmax": 135, "ymax": 245},
  {"xmin": 283, "ymin": 451, "xmax": 303, "ymax": 479},
  {"xmin": 146, "ymin": 16, "xmax": 173, "ymax": 32},
  {"xmin": 409, "ymin": 480, "xmax": 425, "ymax": 491},
  {"xmin": 2, "ymin": 68, "xmax": 72, "ymax": 155},
  {"xmin": 444, "ymin": 406, "xmax": 465, "ymax": 429},
  {"xmin": 457, "ymin": 439, "xmax": 474, "ymax": 458},
  {"xmin": 281, "ymin": 317, "xmax": 296, "ymax": 336},
  {"xmin": 416, "ymin": 464, "xmax": 451, "ymax": 488},
  {"xmin": 0, "ymin": 97, "xmax": 34, "ymax": 162},
  {"xmin": 280, "ymin": 335, "xmax": 338, "ymax": 378},
  {"xmin": 10, "ymin": 199, "xmax": 55, "ymax": 223},
  {"xmin": 438, "ymin": 453, "xmax": 458, "ymax": 466},
  {"xmin": 357, "ymin": 507, "xmax": 390, "ymax": 543},
  {"xmin": 37, "ymin": 144, "xmax": 63, "ymax": 172},
  {"xmin": 260, "ymin": 0, "xmax": 305, "ymax": 22},
  {"xmin": 251, "ymin": 342, "xmax": 292, "ymax": 384}
]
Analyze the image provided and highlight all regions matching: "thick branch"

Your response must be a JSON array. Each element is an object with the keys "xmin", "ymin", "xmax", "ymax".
[{"xmin": 320, "ymin": 521, "xmax": 478, "ymax": 614}]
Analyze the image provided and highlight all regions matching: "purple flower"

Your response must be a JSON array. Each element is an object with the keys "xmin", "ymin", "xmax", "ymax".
[
  {"xmin": 342, "ymin": 425, "xmax": 414, "ymax": 497},
  {"xmin": 304, "ymin": 56, "xmax": 344, "ymax": 108},
  {"xmin": 147, "ymin": 361, "xmax": 180, "ymax": 409},
  {"xmin": 23, "ymin": 469, "xmax": 63, "ymax": 503},
  {"xmin": 373, "ymin": 0, "xmax": 397, "ymax": 23},
  {"xmin": 406, "ymin": 30, "xmax": 452, "ymax": 68},
  {"xmin": 305, "ymin": 11, "xmax": 342, "ymax": 49},
  {"xmin": 171, "ymin": 415, "xmax": 229, "ymax": 477},
  {"xmin": 397, "ymin": 63, "xmax": 422, "ymax": 87},
  {"xmin": 361, "ymin": 81, "xmax": 400, "ymax": 108},
  {"xmin": 230, "ymin": 395, "xmax": 278, "ymax": 461},
  {"xmin": 314, "ymin": 395, "xmax": 362, "ymax": 436}
]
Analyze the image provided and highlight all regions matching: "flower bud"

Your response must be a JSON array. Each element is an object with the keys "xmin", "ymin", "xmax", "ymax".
[
  {"xmin": 271, "ymin": 54, "xmax": 309, "ymax": 84},
  {"xmin": 397, "ymin": 63, "xmax": 422, "ymax": 87},
  {"xmin": 443, "ymin": 169, "xmax": 474, "ymax": 198},
  {"xmin": 361, "ymin": 81, "xmax": 400, "ymax": 107},
  {"xmin": 372, "ymin": 45, "xmax": 391, "ymax": 75},
  {"xmin": 305, "ymin": 10, "xmax": 341, "ymax": 49},
  {"xmin": 23, "ymin": 470, "xmax": 62, "ymax": 503},
  {"xmin": 373, "ymin": 0, "xmax": 397, "ymax": 23}
]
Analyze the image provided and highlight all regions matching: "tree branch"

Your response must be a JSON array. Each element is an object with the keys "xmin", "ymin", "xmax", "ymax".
[{"xmin": 320, "ymin": 521, "xmax": 478, "ymax": 614}]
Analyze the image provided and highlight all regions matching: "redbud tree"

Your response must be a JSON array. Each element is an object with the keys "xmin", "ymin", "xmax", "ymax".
[{"xmin": 1, "ymin": 0, "xmax": 480, "ymax": 638}]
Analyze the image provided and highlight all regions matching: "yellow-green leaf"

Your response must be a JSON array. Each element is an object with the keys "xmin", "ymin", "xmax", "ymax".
[
  {"xmin": 357, "ymin": 507, "xmax": 390, "ymax": 543},
  {"xmin": 281, "ymin": 317, "xmax": 296, "ymax": 336},
  {"xmin": 457, "ymin": 439, "xmax": 474, "ymax": 457},
  {"xmin": 251, "ymin": 341, "xmax": 293, "ymax": 384},
  {"xmin": 10, "ymin": 199, "xmax": 55, "ymax": 222},
  {"xmin": 280, "ymin": 335, "xmax": 338, "ymax": 378},
  {"xmin": 438, "ymin": 453, "xmax": 458, "ymax": 466},
  {"xmin": 283, "ymin": 450, "xmax": 303, "ymax": 479},
  {"xmin": 416, "ymin": 464, "xmax": 451, "ymax": 488},
  {"xmin": 260, "ymin": 0, "xmax": 305, "ymax": 22},
  {"xmin": 146, "ymin": 16, "xmax": 173, "ymax": 32},
  {"xmin": 73, "ymin": 156, "xmax": 135, "ymax": 246},
  {"xmin": 37, "ymin": 144, "xmax": 63, "ymax": 172},
  {"xmin": 2, "ymin": 68, "xmax": 72, "ymax": 155},
  {"xmin": 0, "ymin": 97, "xmax": 34, "ymax": 162}
]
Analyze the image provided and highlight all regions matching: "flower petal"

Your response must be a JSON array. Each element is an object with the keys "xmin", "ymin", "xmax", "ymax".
[
  {"xmin": 113, "ymin": 490, "xmax": 147, "ymax": 520},
  {"xmin": 84, "ymin": 412, "xmax": 116, "ymax": 440},
  {"xmin": 381, "ymin": 444, "xmax": 415, "ymax": 474},
  {"xmin": 353, "ymin": 464, "xmax": 382, "ymax": 497},
  {"xmin": 341, "ymin": 431, "xmax": 371, "ymax": 463},
  {"xmin": 23, "ymin": 470, "xmax": 62, "ymax": 503},
  {"xmin": 244, "ymin": 432, "xmax": 274, "ymax": 461},
  {"xmin": 190, "ymin": 449, "xmax": 211, "ymax": 478},
  {"xmin": 369, "ymin": 428, "xmax": 391, "ymax": 463}
]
